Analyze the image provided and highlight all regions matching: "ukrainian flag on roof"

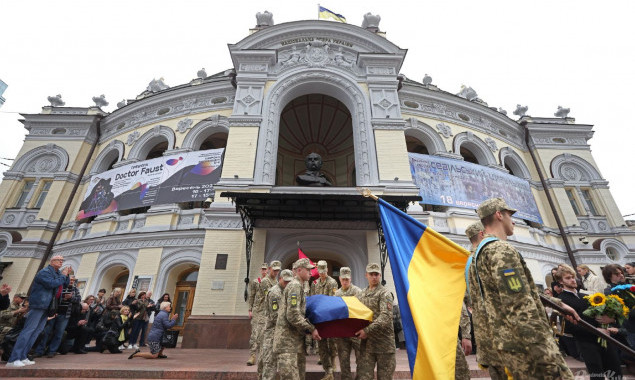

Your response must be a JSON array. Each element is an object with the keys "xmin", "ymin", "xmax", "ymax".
[
  {"xmin": 318, "ymin": 5, "xmax": 346, "ymax": 23},
  {"xmin": 377, "ymin": 198, "xmax": 470, "ymax": 379}
]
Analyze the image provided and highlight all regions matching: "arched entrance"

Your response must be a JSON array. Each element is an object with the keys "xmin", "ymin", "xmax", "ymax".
[
  {"xmin": 171, "ymin": 267, "xmax": 199, "ymax": 332},
  {"xmin": 276, "ymin": 94, "xmax": 355, "ymax": 187}
]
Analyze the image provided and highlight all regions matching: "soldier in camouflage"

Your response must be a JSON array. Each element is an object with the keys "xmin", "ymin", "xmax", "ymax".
[
  {"xmin": 260, "ymin": 269, "xmax": 293, "ymax": 380},
  {"xmin": 247, "ymin": 263, "xmax": 269, "ymax": 366},
  {"xmin": 310, "ymin": 260, "xmax": 339, "ymax": 379},
  {"xmin": 274, "ymin": 258, "xmax": 322, "ymax": 380},
  {"xmin": 0, "ymin": 292, "xmax": 28, "ymax": 342},
  {"xmin": 455, "ymin": 302, "xmax": 472, "ymax": 380},
  {"xmin": 465, "ymin": 221, "xmax": 507, "ymax": 380},
  {"xmin": 355, "ymin": 263, "xmax": 395, "ymax": 380},
  {"xmin": 334, "ymin": 267, "xmax": 361, "ymax": 380},
  {"xmin": 469, "ymin": 198, "xmax": 575, "ymax": 379},
  {"xmin": 257, "ymin": 260, "xmax": 282, "ymax": 376}
]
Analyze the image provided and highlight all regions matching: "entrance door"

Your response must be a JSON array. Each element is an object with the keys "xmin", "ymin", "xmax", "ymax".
[{"xmin": 172, "ymin": 283, "xmax": 196, "ymax": 331}]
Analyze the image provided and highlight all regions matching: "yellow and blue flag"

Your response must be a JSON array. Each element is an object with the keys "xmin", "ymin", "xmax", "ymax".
[
  {"xmin": 306, "ymin": 295, "xmax": 373, "ymax": 338},
  {"xmin": 318, "ymin": 5, "xmax": 346, "ymax": 23},
  {"xmin": 377, "ymin": 198, "xmax": 470, "ymax": 379}
]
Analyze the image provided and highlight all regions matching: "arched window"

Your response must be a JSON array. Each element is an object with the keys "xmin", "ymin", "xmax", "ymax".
[
  {"xmin": 405, "ymin": 135, "xmax": 429, "ymax": 155},
  {"xmin": 146, "ymin": 141, "xmax": 168, "ymax": 159},
  {"xmin": 460, "ymin": 146, "xmax": 478, "ymax": 164}
]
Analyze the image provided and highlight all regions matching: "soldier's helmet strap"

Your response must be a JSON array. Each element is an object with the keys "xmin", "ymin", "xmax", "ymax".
[{"xmin": 465, "ymin": 237, "xmax": 499, "ymax": 301}]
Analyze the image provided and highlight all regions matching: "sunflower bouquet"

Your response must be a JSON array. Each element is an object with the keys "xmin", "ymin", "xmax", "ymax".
[
  {"xmin": 583, "ymin": 292, "xmax": 629, "ymax": 347},
  {"xmin": 610, "ymin": 284, "xmax": 635, "ymax": 310}
]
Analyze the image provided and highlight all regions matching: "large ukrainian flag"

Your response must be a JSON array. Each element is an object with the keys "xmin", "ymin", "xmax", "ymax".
[
  {"xmin": 318, "ymin": 5, "xmax": 346, "ymax": 23},
  {"xmin": 377, "ymin": 198, "xmax": 470, "ymax": 379}
]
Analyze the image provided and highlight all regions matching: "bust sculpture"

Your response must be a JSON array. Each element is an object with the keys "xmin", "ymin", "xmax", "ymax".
[{"xmin": 296, "ymin": 153, "xmax": 332, "ymax": 187}]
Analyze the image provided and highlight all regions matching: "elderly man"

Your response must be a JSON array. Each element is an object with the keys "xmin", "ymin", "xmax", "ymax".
[{"xmin": 6, "ymin": 255, "xmax": 70, "ymax": 367}]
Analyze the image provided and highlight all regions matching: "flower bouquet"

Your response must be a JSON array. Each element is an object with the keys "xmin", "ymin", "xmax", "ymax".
[
  {"xmin": 583, "ymin": 292, "xmax": 629, "ymax": 347},
  {"xmin": 610, "ymin": 284, "xmax": 635, "ymax": 310}
]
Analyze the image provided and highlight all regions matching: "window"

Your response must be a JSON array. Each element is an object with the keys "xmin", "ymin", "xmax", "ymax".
[
  {"xmin": 565, "ymin": 189, "xmax": 580, "ymax": 216},
  {"xmin": 14, "ymin": 180, "xmax": 34, "ymax": 207},
  {"xmin": 33, "ymin": 182, "xmax": 52, "ymax": 208},
  {"xmin": 582, "ymin": 189, "xmax": 598, "ymax": 216}
]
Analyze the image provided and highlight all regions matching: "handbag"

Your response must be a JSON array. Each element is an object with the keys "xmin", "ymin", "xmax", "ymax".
[{"xmin": 161, "ymin": 329, "xmax": 179, "ymax": 348}]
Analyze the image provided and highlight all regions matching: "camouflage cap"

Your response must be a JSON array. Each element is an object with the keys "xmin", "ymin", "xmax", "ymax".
[
  {"xmin": 14, "ymin": 292, "xmax": 27, "ymax": 299},
  {"xmin": 280, "ymin": 269, "xmax": 294, "ymax": 281},
  {"xmin": 465, "ymin": 222, "xmax": 484, "ymax": 239},
  {"xmin": 477, "ymin": 197, "xmax": 517, "ymax": 219},
  {"xmin": 339, "ymin": 267, "xmax": 352, "ymax": 279},
  {"xmin": 260, "ymin": 263, "xmax": 268, "ymax": 269},
  {"xmin": 292, "ymin": 260, "xmax": 299, "ymax": 270},
  {"xmin": 317, "ymin": 260, "xmax": 328, "ymax": 274},
  {"xmin": 366, "ymin": 262, "xmax": 381, "ymax": 274},
  {"xmin": 270, "ymin": 260, "xmax": 282, "ymax": 270},
  {"xmin": 294, "ymin": 258, "xmax": 315, "ymax": 270}
]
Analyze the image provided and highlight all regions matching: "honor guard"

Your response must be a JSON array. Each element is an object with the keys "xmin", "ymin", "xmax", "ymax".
[
  {"xmin": 334, "ymin": 267, "xmax": 361, "ymax": 380},
  {"xmin": 355, "ymin": 263, "xmax": 396, "ymax": 380},
  {"xmin": 310, "ymin": 260, "xmax": 339, "ymax": 379},
  {"xmin": 257, "ymin": 260, "xmax": 282, "ymax": 375},
  {"xmin": 260, "ymin": 269, "xmax": 293, "ymax": 380},
  {"xmin": 274, "ymin": 258, "xmax": 322, "ymax": 380},
  {"xmin": 247, "ymin": 263, "xmax": 269, "ymax": 366}
]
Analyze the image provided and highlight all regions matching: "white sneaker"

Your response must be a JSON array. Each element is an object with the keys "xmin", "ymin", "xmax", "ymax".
[
  {"xmin": 21, "ymin": 359, "xmax": 35, "ymax": 365},
  {"xmin": 133, "ymin": 344, "xmax": 139, "ymax": 349},
  {"xmin": 118, "ymin": 345, "xmax": 125, "ymax": 350},
  {"xmin": 6, "ymin": 360, "xmax": 26, "ymax": 367}
]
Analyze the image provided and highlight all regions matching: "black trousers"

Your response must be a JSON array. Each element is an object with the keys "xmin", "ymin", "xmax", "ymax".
[{"xmin": 576, "ymin": 339, "xmax": 622, "ymax": 379}]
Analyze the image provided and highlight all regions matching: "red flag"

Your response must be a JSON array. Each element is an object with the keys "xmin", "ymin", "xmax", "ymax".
[{"xmin": 298, "ymin": 248, "xmax": 319, "ymax": 278}]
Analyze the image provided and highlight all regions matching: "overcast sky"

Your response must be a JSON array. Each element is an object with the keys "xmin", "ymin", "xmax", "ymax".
[{"xmin": 1, "ymin": 0, "xmax": 633, "ymax": 220}]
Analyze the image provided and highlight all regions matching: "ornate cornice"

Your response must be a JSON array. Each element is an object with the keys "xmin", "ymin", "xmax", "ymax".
[{"xmin": 399, "ymin": 85, "xmax": 526, "ymax": 150}]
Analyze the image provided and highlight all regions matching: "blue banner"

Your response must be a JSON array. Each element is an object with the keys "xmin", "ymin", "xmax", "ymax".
[{"xmin": 409, "ymin": 153, "xmax": 543, "ymax": 223}]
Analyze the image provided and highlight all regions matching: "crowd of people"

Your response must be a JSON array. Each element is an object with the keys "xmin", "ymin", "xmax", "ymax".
[{"xmin": 0, "ymin": 255, "xmax": 176, "ymax": 367}]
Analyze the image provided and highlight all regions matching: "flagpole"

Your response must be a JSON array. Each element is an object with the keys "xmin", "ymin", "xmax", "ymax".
[
  {"xmin": 358, "ymin": 187, "xmax": 378, "ymax": 201},
  {"xmin": 317, "ymin": 4, "xmax": 320, "ymax": 19}
]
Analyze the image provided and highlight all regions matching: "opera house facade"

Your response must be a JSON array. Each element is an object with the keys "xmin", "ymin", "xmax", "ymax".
[{"xmin": 0, "ymin": 13, "xmax": 633, "ymax": 346}]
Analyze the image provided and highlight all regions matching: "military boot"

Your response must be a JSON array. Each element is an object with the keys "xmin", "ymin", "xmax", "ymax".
[
  {"xmin": 320, "ymin": 373, "xmax": 334, "ymax": 380},
  {"xmin": 246, "ymin": 354, "xmax": 256, "ymax": 366}
]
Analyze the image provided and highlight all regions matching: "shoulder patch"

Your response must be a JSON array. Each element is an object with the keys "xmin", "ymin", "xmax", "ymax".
[
  {"xmin": 500, "ymin": 267, "xmax": 524, "ymax": 293},
  {"xmin": 272, "ymin": 299, "xmax": 278, "ymax": 311},
  {"xmin": 291, "ymin": 293, "xmax": 298, "ymax": 306}
]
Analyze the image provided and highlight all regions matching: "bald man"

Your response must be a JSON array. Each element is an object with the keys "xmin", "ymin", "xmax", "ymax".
[{"xmin": 6, "ymin": 255, "xmax": 71, "ymax": 367}]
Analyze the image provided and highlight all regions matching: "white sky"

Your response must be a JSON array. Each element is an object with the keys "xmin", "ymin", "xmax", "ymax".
[{"xmin": 1, "ymin": 0, "xmax": 633, "ymax": 219}]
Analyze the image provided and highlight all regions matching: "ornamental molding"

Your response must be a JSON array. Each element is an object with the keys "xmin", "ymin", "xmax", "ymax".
[
  {"xmin": 51, "ymin": 231, "xmax": 206, "ymax": 256},
  {"xmin": 498, "ymin": 147, "xmax": 532, "ymax": 180},
  {"xmin": 403, "ymin": 118, "xmax": 447, "ymax": 156},
  {"xmin": 452, "ymin": 131, "xmax": 498, "ymax": 166},
  {"xmin": 257, "ymin": 69, "xmax": 377, "ymax": 186},
  {"xmin": 100, "ymin": 81, "xmax": 235, "ymax": 143},
  {"xmin": 127, "ymin": 125, "xmax": 176, "ymax": 160},
  {"xmin": 274, "ymin": 43, "xmax": 361, "ymax": 76},
  {"xmin": 154, "ymin": 247, "xmax": 203, "ymax": 294},
  {"xmin": 90, "ymin": 140, "xmax": 125, "ymax": 175},
  {"xmin": 550, "ymin": 153, "xmax": 603, "ymax": 181},
  {"xmin": 200, "ymin": 214, "xmax": 242, "ymax": 230},
  {"xmin": 255, "ymin": 219, "xmax": 377, "ymax": 230},
  {"xmin": 231, "ymin": 20, "xmax": 404, "ymax": 56},
  {"xmin": 399, "ymin": 86, "xmax": 525, "ymax": 150},
  {"xmin": 182, "ymin": 115, "xmax": 230, "ymax": 150},
  {"xmin": 9, "ymin": 144, "xmax": 70, "ymax": 175}
]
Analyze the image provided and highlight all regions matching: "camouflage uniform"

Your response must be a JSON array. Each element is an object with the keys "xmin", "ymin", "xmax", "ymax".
[
  {"xmin": 356, "ymin": 282, "xmax": 396, "ymax": 380},
  {"xmin": 260, "ymin": 283, "xmax": 283, "ymax": 380},
  {"xmin": 471, "ymin": 234, "xmax": 573, "ymax": 379},
  {"xmin": 0, "ymin": 299, "xmax": 24, "ymax": 342},
  {"xmin": 334, "ymin": 283, "xmax": 362, "ymax": 380},
  {"xmin": 455, "ymin": 303, "xmax": 471, "ymax": 380},
  {"xmin": 248, "ymin": 274, "xmax": 267, "ymax": 358},
  {"xmin": 310, "ymin": 263, "xmax": 339, "ymax": 376},
  {"xmin": 274, "ymin": 277, "xmax": 315, "ymax": 380}
]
